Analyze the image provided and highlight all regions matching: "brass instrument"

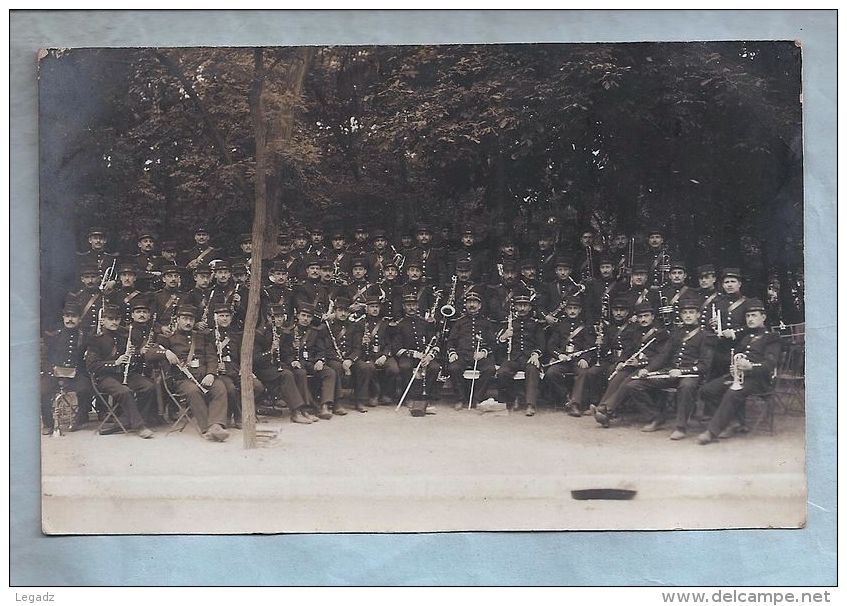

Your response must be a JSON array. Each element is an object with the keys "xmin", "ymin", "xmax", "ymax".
[
  {"xmin": 201, "ymin": 287, "xmax": 216, "ymax": 328},
  {"xmin": 729, "ymin": 349, "xmax": 745, "ymax": 391},
  {"xmin": 711, "ymin": 303, "xmax": 723, "ymax": 334},
  {"xmin": 440, "ymin": 275, "xmax": 458, "ymax": 319},
  {"xmin": 122, "ymin": 324, "xmax": 134, "ymax": 385},
  {"xmin": 654, "ymin": 246, "xmax": 671, "ymax": 288},
  {"xmin": 608, "ymin": 336, "xmax": 656, "ymax": 380},
  {"xmin": 99, "ymin": 257, "xmax": 117, "ymax": 291},
  {"xmin": 658, "ymin": 291, "xmax": 675, "ymax": 328},
  {"xmin": 95, "ymin": 305, "xmax": 103, "ymax": 337},
  {"xmin": 390, "ymin": 245, "xmax": 405, "ymax": 271}
]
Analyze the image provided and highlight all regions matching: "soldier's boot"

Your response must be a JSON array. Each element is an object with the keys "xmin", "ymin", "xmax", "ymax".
[{"xmin": 318, "ymin": 403, "xmax": 333, "ymax": 420}]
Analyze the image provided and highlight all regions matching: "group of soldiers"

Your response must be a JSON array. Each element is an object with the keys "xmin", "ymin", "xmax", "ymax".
[{"xmin": 42, "ymin": 221, "xmax": 784, "ymax": 445}]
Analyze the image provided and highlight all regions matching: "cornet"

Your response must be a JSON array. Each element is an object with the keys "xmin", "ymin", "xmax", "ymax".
[{"xmin": 729, "ymin": 349, "xmax": 745, "ymax": 391}]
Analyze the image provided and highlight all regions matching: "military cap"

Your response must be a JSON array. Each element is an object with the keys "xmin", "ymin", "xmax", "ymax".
[
  {"xmin": 554, "ymin": 256, "xmax": 573, "ymax": 268},
  {"xmin": 194, "ymin": 225, "xmax": 210, "ymax": 234},
  {"xmin": 61, "ymin": 302, "xmax": 81, "ymax": 316},
  {"xmin": 231, "ymin": 262, "xmax": 248, "ymax": 275},
  {"xmin": 302, "ymin": 254, "xmax": 321, "ymax": 267},
  {"xmin": 212, "ymin": 260, "xmax": 230, "ymax": 271},
  {"xmin": 330, "ymin": 231, "xmax": 345, "ymax": 240},
  {"xmin": 79, "ymin": 263, "xmax": 100, "ymax": 277},
  {"xmin": 269, "ymin": 304, "xmax": 287, "ymax": 316},
  {"xmin": 102, "ymin": 304, "xmax": 122, "ymax": 319},
  {"xmin": 334, "ymin": 296, "xmax": 351, "ymax": 309},
  {"xmin": 405, "ymin": 259, "xmax": 422, "ymax": 270},
  {"xmin": 678, "ymin": 298, "xmax": 702, "ymax": 311},
  {"xmin": 519, "ymin": 259, "xmax": 536, "ymax": 270},
  {"xmin": 402, "ymin": 294, "xmax": 419, "ymax": 304},
  {"xmin": 177, "ymin": 305, "xmax": 198, "ymax": 318},
  {"xmin": 513, "ymin": 294, "xmax": 532, "ymax": 305},
  {"xmin": 87, "ymin": 226, "xmax": 106, "ymax": 237},
  {"xmin": 631, "ymin": 262, "xmax": 649, "ymax": 274},
  {"xmin": 565, "ymin": 296, "xmax": 583, "ymax": 307},
  {"xmin": 723, "ymin": 267, "xmax": 742, "ymax": 280},
  {"xmin": 310, "ymin": 226, "xmax": 324, "ymax": 235},
  {"xmin": 365, "ymin": 296, "xmax": 382, "ymax": 306},
  {"xmin": 460, "ymin": 225, "xmax": 474, "ymax": 235},
  {"xmin": 277, "ymin": 234, "xmax": 292, "ymax": 245},
  {"xmin": 193, "ymin": 264, "xmax": 212, "ymax": 275},
  {"xmin": 117, "ymin": 263, "xmax": 138, "ymax": 275},
  {"xmin": 161, "ymin": 265, "xmax": 181, "ymax": 276},
  {"xmin": 239, "ymin": 233, "xmax": 252, "ymax": 244},
  {"xmin": 351, "ymin": 257, "xmax": 367, "ymax": 269},
  {"xmin": 611, "ymin": 297, "xmax": 631, "ymax": 309},
  {"xmin": 538, "ymin": 228, "xmax": 555, "ymax": 240},
  {"xmin": 372, "ymin": 228, "xmax": 388, "ymax": 239},
  {"xmin": 464, "ymin": 291, "xmax": 482, "ymax": 303},
  {"xmin": 354, "ymin": 224, "xmax": 368, "ymax": 233},
  {"xmin": 137, "ymin": 232, "xmax": 156, "ymax": 242},
  {"xmin": 292, "ymin": 228, "xmax": 309, "ymax": 239},
  {"xmin": 416, "ymin": 223, "xmax": 432, "ymax": 234},
  {"xmin": 383, "ymin": 261, "xmax": 399, "ymax": 270},
  {"xmin": 319, "ymin": 260, "xmax": 333, "ymax": 270},
  {"xmin": 213, "ymin": 304, "xmax": 233, "ymax": 314},
  {"xmin": 646, "ymin": 226, "xmax": 664, "ymax": 236},
  {"xmin": 598, "ymin": 255, "xmax": 615, "ymax": 267},
  {"xmin": 696, "ymin": 264, "xmax": 716, "ymax": 276},
  {"xmin": 669, "ymin": 260, "xmax": 687, "ymax": 271},
  {"xmin": 160, "ymin": 240, "xmax": 178, "ymax": 252},
  {"xmin": 634, "ymin": 301, "xmax": 655, "ymax": 315},
  {"xmin": 131, "ymin": 299, "xmax": 151, "ymax": 311},
  {"xmin": 298, "ymin": 303, "xmax": 318, "ymax": 316},
  {"xmin": 746, "ymin": 298, "xmax": 766, "ymax": 313},
  {"xmin": 455, "ymin": 259, "xmax": 472, "ymax": 272},
  {"xmin": 500, "ymin": 238, "xmax": 516, "ymax": 248},
  {"xmin": 271, "ymin": 261, "xmax": 290, "ymax": 272},
  {"xmin": 500, "ymin": 260, "xmax": 517, "ymax": 273}
]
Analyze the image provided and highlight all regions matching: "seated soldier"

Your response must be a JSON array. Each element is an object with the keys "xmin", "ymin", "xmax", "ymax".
[
  {"xmin": 84, "ymin": 304, "xmax": 154, "ymax": 438},
  {"xmin": 287, "ymin": 304, "xmax": 339, "ymax": 420},
  {"xmin": 544, "ymin": 296, "xmax": 594, "ymax": 416},
  {"xmin": 617, "ymin": 297, "xmax": 715, "ymax": 436},
  {"xmin": 495, "ymin": 294, "xmax": 544, "ymax": 416},
  {"xmin": 147, "ymin": 305, "xmax": 231, "ymax": 442},
  {"xmin": 446, "ymin": 291, "xmax": 496, "ymax": 410},
  {"xmin": 357, "ymin": 296, "xmax": 399, "ymax": 405},
  {"xmin": 322, "ymin": 297, "xmax": 354, "ymax": 415},
  {"xmin": 393, "ymin": 293, "xmax": 441, "ymax": 416},
  {"xmin": 695, "ymin": 298, "xmax": 781, "ymax": 445}
]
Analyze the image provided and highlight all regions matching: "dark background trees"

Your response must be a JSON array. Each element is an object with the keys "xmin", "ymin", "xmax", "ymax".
[{"xmin": 39, "ymin": 41, "xmax": 803, "ymax": 322}]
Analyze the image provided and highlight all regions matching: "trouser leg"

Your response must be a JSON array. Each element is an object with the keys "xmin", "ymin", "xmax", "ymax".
[
  {"xmin": 699, "ymin": 375, "xmax": 731, "ymax": 417},
  {"xmin": 314, "ymin": 366, "xmax": 337, "ymax": 405},
  {"xmin": 447, "ymin": 359, "xmax": 469, "ymax": 403},
  {"xmin": 495, "ymin": 361, "xmax": 518, "ymax": 403},
  {"xmin": 472, "ymin": 358, "xmax": 494, "ymax": 405},
  {"xmin": 674, "ymin": 377, "xmax": 700, "ymax": 431},
  {"xmin": 708, "ymin": 387, "xmax": 750, "ymax": 436},
  {"xmin": 626, "ymin": 377, "xmax": 676, "ymax": 422},
  {"xmin": 126, "ymin": 374, "xmax": 155, "ymax": 425},
  {"xmin": 572, "ymin": 364, "xmax": 606, "ymax": 406},
  {"xmin": 379, "ymin": 357, "xmax": 399, "ymax": 398},
  {"xmin": 544, "ymin": 364, "xmax": 571, "ymax": 402},
  {"xmin": 422, "ymin": 361, "xmax": 440, "ymax": 400},
  {"xmin": 217, "ymin": 375, "xmax": 239, "ymax": 420},
  {"xmin": 205, "ymin": 378, "xmax": 229, "ymax": 428},
  {"xmin": 326, "ymin": 360, "xmax": 345, "ymax": 401},
  {"xmin": 176, "ymin": 379, "xmax": 210, "ymax": 431},
  {"xmin": 599, "ymin": 370, "xmax": 635, "ymax": 412},
  {"xmin": 524, "ymin": 363, "xmax": 540, "ymax": 406},
  {"xmin": 278, "ymin": 369, "xmax": 305, "ymax": 409},
  {"xmin": 291, "ymin": 367, "xmax": 312, "ymax": 406},
  {"xmin": 98, "ymin": 376, "xmax": 146, "ymax": 429},
  {"xmin": 353, "ymin": 361, "xmax": 374, "ymax": 402}
]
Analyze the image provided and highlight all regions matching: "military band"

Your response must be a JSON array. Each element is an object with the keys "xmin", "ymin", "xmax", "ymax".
[{"xmin": 41, "ymin": 218, "xmax": 796, "ymax": 447}]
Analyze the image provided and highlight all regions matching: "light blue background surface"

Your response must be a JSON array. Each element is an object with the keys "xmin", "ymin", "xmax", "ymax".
[{"xmin": 10, "ymin": 10, "xmax": 836, "ymax": 586}]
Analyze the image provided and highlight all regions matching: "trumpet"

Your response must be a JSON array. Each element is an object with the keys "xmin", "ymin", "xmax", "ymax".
[
  {"xmin": 440, "ymin": 275, "xmax": 458, "ymax": 319},
  {"xmin": 729, "ymin": 349, "xmax": 745, "ymax": 391},
  {"xmin": 99, "ymin": 258, "xmax": 117, "ymax": 292}
]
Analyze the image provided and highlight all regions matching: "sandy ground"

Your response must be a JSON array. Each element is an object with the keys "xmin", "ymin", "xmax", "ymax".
[{"xmin": 41, "ymin": 400, "xmax": 806, "ymax": 534}]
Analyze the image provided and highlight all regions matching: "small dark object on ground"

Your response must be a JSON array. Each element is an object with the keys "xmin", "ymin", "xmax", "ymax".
[{"xmin": 571, "ymin": 488, "xmax": 637, "ymax": 500}]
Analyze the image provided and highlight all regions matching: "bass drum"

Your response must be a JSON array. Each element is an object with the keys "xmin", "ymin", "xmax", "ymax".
[{"xmin": 51, "ymin": 390, "xmax": 79, "ymax": 436}]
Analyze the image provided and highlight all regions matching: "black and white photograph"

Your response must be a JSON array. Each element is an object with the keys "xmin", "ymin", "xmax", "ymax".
[{"xmin": 37, "ymin": 41, "xmax": 806, "ymax": 534}]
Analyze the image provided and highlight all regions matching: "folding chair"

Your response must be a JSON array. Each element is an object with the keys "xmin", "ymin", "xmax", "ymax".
[
  {"xmin": 773, "ymin": 322, "xmax": 805, "ymax": 415},
  {"xmin": 91, "ymin": 377, "xmax": 128, "ymax": 435},
  {"xmin": 161, "ymin": 373, "xmax": 201, "ymax": 435}
]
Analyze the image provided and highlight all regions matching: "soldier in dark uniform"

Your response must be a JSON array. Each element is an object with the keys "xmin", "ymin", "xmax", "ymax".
[
  {"xmin": 288, "ymin": 229, "xmax": 311, "ymax": 281},
  {"xmin": 253, "ymin": 304, "xmax": 310, "ymax": 423},
  {"xmin": 269, "ymin": 234, "xmax": 299, "ymax": 283},
  {"xmin": 347, "ymin": 224, "xmax": 370, "ymax": 257},
  {"xmin": 594, "ymin": 302, "xmax": 670, "ymax": 427},
  {"xmin": 539, "ymin": 257, "xmax": 585, "ymax": 326},
  {"xmin": 355, "ymin": 296, "xmax": 399, "ymax": 405},
  {"xmin": 620, "ymin": 298, "xmax": 715, "ymax": 436},
  {"xmin": 133, "ymin": 232, "xmax": 159, "ymax": 292},
  {"xmin": 492, "ymin": 238, "xmax": 520, "ymax": 281},
  {"xmin": 307, "ymin": 226, "xmax": 330, "ymax": 260},
  {"xmin": 345, "ymin": 258, "xmax": 378, "ymax": 319},
  {"xmin": 565, "ymin": 297, "xmax": 634, "ymax": 418},
  {"xmin": 622, "ymin": 262, "xmax": 659, "ymax": 318},
  {"xmin": 322, "ymin": 297, "xmax": 354, "ymax": 415},
  {"xmin": 366, "ymin": 228, "xmax": 393, "ymax": 282},
  {"xmin": 588, "ymin": 255, "xmax": 626, "ymax": 322},
  {"xmin": 105, "ymin": 263, "xmax": 146, "ymax": 327},
  {"xmin": 518, "ymin": 259, "xmax": 542, "ymax": 307},
  {"xmin": 393, "ymin": 294, "xmax": 442, "ymax": 416},
  {"xmin": 644, "ymin": 227, "xmax": 677, "ymax": 290},
  {"xmin": 209, "ymin": 260, "xmax": 237, "ymax": 312},
  {"xmin": 573, "ymin": 229, "xmax": 600, "ymax": 284},
  {"xmin": 495, "ymin": 294, "xmax": 544, "ymax": 416},
  {"xmin": 696, "ymin": 298, "xmax": 781, "ymax": 444},
  {"xmin": 379, "ymin": 261, "xmax": 403, "ymax": 320},
  {"xmin": 451, "ymin": 225, "xmax": 489, "ymax": 283},
  {"xmin": 262, "ymin": 261, "xmax": 294, "ymax": 325},
  {"xmin": 533, "ymin": 229, "xmax": 558, "ymax": 284},
  {"xmin": 41, "ymin": 302, "xmax": 93, "ymax": 433},
  {"xmin": 446, "ymin": 291, "xmax": 496, "ymax": 410},
  {"xmin": 449, "ymin": 259, "xmax": 479, "ymax": 318},
  {"xmin": 292, "ymin": 255, "xmax": 331, "ymax": 322},
  {"xmin": 185, "ymin": 264, "xmax": 214, "ymax": 331},
  {"xmin": 657, "ymin": 260, "xmax": 696, "ymax": 329},
  {"xmin": 84, "ymin": 304, "xmax": 154, "ymax": 438},
  {"xmin": 180, "ymin": 226, "xmax": 219, "ymax": 272},
  {"xmin": 485, "ymin": 260, "xmax": 529, "ymax": 325},
  {"xmin": 76, "ymin": 226, "xmax": 117, "ymax": 282},
  {"xmin": 287, "ymin": 304, "xmax": 338, "ymax": 420},
  {"xmin": 544, "ymin": 296, "xmax": 595, "ymax": 415},
  {"xmin": 147, "ymin": 304, "xmax": 231, "ymax": 441},
  {"xmin": 709, "ymin": 267, "xmax": 753, "ymax": 377},
  {"xmin": 328, "ymin": 230, "xmax": 354, "ymax": 284},
  {"xmin": 150, "ymin": 239, "xmax": 182, "ymax": 279},
  {"xmin": 696, "ymin": 264, "xmax": 721, "ymax": 333},
  {"xmin": 66, "ymin": 262, "xmax": 106, "ymax": 335},
  {"xmin": 400, "ymin": 260, "xmax": 435, "ymax": 319},
  {"xmin": 232, "ymin": 233, "xmax": 253, "ymax": 269},
  {"xmin": 407, "ymin": 224, "xmax": 448, "ymax": 289},
  {"xmin": 210, "ymin": 305, "xmax": 264, "ymax": 428},
  {"xmin": 152, "ymin": 265, "xmax": 186, "ymax": 337}
]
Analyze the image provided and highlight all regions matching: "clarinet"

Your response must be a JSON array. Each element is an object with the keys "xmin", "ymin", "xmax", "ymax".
[{"xmin": 122, "ymin": 325, "xmax": 134, "ymax": 385}]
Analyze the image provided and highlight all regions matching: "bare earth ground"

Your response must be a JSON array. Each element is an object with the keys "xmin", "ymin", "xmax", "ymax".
[{"xmin": 41, "ymin": 401, "xmax": 806, "ymax": 534}]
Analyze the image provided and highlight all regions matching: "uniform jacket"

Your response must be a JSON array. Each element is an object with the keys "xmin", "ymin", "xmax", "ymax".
[
  {"xmin": 446, "ymin": 313, "xmax": 496, "ymax": 361},
  {"xmin": 646, "ymin": 324, "xmax": 715, "ymax": 378},
  {"xmin": 497, "ymin": 315, "xmax": 545, "ymax": 365}
]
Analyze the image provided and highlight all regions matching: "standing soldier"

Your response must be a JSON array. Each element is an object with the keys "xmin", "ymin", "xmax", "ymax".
[
  {"xmin": 105, "ymin": 263, "xmax": 146, "ymax": 326},
  {"xmin": 588, "ymin": 255, "xmax": 625, "ymax": 322},
  {"xmin": 41, "ymin": 302, "xmax": 93, "ymax": 434},
  {"xmin": 485, "ymin": 260, "xmax": 529, "ymax": 326},
  {"xmin": 366, "ymin": 228, "xmax": 393, "ymax": 282},
  {"xmin": 407, "ymin": 224, "xmax": 448, "ymax": 289},
  {"xmin": 393, "ymin": 294, "xmax": 442, "ymax": 416},
  {"xmin": 446, "ymin": 291, "xmax": 496, "ymax": 410},
  {"xmin": 345, "ymin": 258, "xmax": 378, "ymax": 319},
  {"xmin": 153, "ymin": 265, "xmax": 186, "ymax": 336},
  {"xmin": 307, "ymin": 226, "xmax": 329, "ymax": 260},
  {"xmin": 379, "ymin": 261, "xmax": 403, "ymax": 321},
  {"xmin": 696, "ymin": 298, "xmax": 780, "ymax": 445},
  {"xmin": 328, "ymin": 230, "xmax": 354, "ymax": 284},
  {"xmin": 84, "ymin": 304, "xmax": 154, "ymax": 438},
  {"xmin": 185, "ymin": 265, "xmax": 214, "ymax": 332},
  {"xmin": 518, "ymin": 259, "xmax": 542, "ymax": 306},
  {"xmin": 293, "ymin": 255, "xmax": 331, "ymax": 321},
  {"xmin": 492, "ymin": 238, "xmax": 520, "ymax": 282},
  {"xmin": 573, "ymin": 229, "xmax": 599, "ymax": 283},
  {"xmin": 66, "ymin": 262, "xmax": 106, "ymax": 335},
  {"xmin": 622, "ymin": 262, "xmax": 659, "ymax": 318},
  {"xmin": 134, "ymin": 232, "xmax": 159, "ymax": 292},
  {"xmin": 147, "ymin": 305, "xmax": 231, "ymax": 442},
  {"xmin": 451, "ymin": 225, "xmax": 489, "ymax": 283},
  {"xmin": 180, "ymin": 226, "xmax": 219, "ymax": 272},
  {"xmin": 150, "ymin": 240, "xmax": 183, "ymax": 285},
  {"xmin": 495, "ymin": 294, "xmax": 544, "ymax": 416},
  {"xmin": 262, "ymin": 261, "xmax": 294, "ymax": 325},
  {"xmin": 539, "ymin": 257, "xmax": 585, "ymax": 326},
  {"xmin": 76, "ymin": 226, "xmax": 117, "ymax": 280},
  {"xmin": 400, "ymin": 260, "xmax": 435, "ymax": 319},
  {"xmin": 657, "ymin": 261, "xmax": 695, "ymax": 329},
  {"xmin": 288, "ymin": 228, "xmax": 311, "ymax": 281},
  {"xmin": 594, "ymin": 302, "xmax": 670, "ymax": 427},
  {"xmin": 533, "ymin": 229, "xmax": 559, "ymax": 284},
  {"xmin": 544, "ymin": 297, "xmax": 595, "ymax": 416},
  {"xmin": 622, "ymin": 298, "xmax": 715, "ymax": 436},
  {"xmin": 696, "ymin": 264, "xmax": 721, "ymax": 332}
]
